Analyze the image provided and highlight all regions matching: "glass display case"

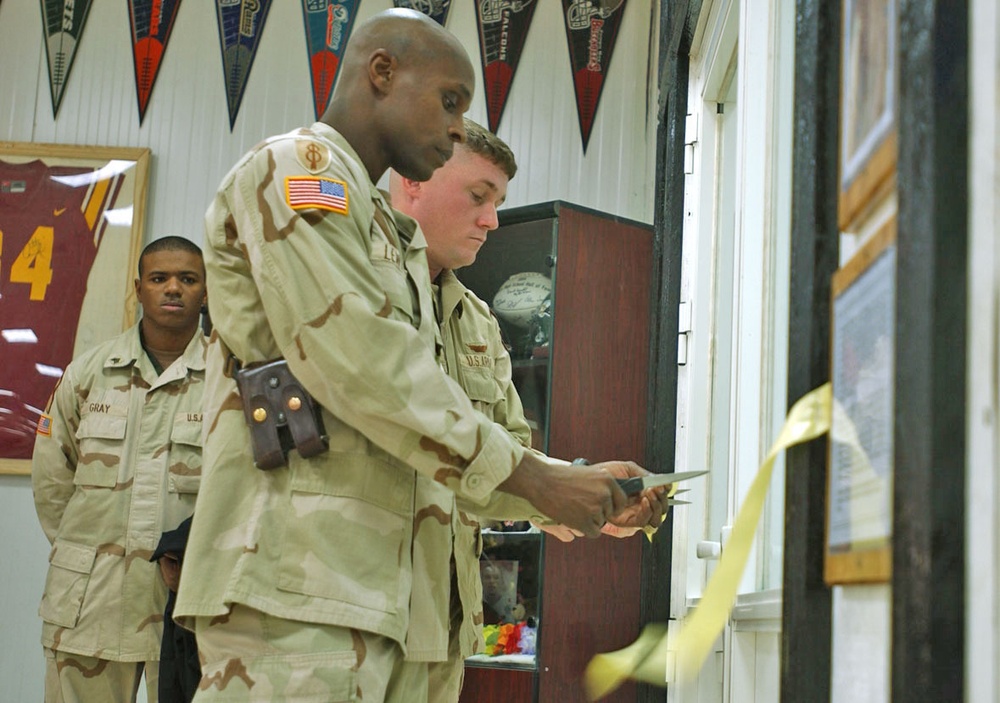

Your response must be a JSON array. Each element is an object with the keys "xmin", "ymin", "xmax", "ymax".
[{"xmin": 456, "ymin": 202, "xmax": 654, "ymax": 703}]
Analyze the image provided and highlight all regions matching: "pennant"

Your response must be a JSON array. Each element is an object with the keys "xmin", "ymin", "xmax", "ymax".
[
  {"xmin": 301, "ymin": 0, "xmax": 360, "ymax": 121},
  {"xmin": 392, "ymin": 0, "xmax": 450, "ymax": 27},
  {"xmin": 127, "ymin": 0, "xmax": 184, "ymax": 123},
  {"xmin": 474, "ymin": 0, "xmax": 537, "ymax": 134},
  {"xmin": 561, "ymin": 0, "xmax": 628, "ymax": 152},
  {"xmin": 215, "ymin": 0, "xmax": 274, "ymax": 129},
  {"xmin": 40, "ymin": 0, "xmax": 95, "ymax": 117}
]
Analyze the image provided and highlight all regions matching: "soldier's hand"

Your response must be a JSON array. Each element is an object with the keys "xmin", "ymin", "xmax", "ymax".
[
  {"xmin": 500, "ymin": 454, "xmax": 628, "ymax": 538},
  {"xmin": 532, "ymin": 521, "xmax": 585, "ymax": 542},
  {"xmin": 158, "ymin": 553, "xmax": 182, "ymax": 592},
  {"xmin": 593, "ymin": 460, "xmax": 670, "ymax": 534}
]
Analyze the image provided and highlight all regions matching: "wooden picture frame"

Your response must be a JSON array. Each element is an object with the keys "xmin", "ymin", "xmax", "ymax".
[
  {"xmin": 0, "ymin": 142, "xmax": 150, "ymax": 476},
  {"xmin": 825, "ymin": 218, "xmax": 896, "ymax": 584},
  {"xmin": 838, "ymin": 0, "xmax": 897, "ymax": 230}
]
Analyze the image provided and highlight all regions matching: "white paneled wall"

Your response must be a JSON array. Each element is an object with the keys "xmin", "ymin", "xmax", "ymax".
[
  {"xmin": 1, "ymin": 0, "xmax": 659, "ymax": 249},
  {"xmin": 0, "ymin": 2, "xmax": 659, "ymax": 700}
]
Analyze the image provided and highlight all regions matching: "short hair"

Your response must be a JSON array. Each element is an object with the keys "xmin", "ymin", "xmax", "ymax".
[
  {"xmin": 462, "ymin": 119, "xmax": 517, "ymax": 180},
  {"xmin": 138, "ymin": 236, "xmax": 203, "ymax": 276}
]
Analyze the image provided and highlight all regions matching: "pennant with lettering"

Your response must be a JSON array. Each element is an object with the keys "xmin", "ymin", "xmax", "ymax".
[
  {"xmin": 301, "ymin": 0, "xmax": 360, "ymax": 120},
  {"xmin": 216, "ymin": 0, "xmax": 274, "ymax": 129},
  {"xmin": 474, "ymin": 0, "xmax": 537, "ymax": 134},
  {"xmin": 127, "ymin": 0, "xmax": 183, "ymax": 123},
  {"xmin": 393, "ymin": 0, "xmax": 450, "ymax": 27},
  {"xmin": 561, "ymin": 0, "xmax": 627, "ymax": 152},
  {"xmin": 40, "ymin": 0, "xmax": 95, "ymax": 117}
]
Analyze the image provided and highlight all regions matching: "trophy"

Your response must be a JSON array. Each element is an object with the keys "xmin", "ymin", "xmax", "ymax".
[{"xmin": 492, "ymin": 272, "xmax": 552, "ymax": 357}]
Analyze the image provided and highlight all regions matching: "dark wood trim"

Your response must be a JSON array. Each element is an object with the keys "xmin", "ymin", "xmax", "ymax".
[
  {"xmin": 780, "ymin": 0, "xmax": 841, "ymax": 700},
  {"xmin": 891, "ymin": 0, "xmax": 968, "ymax": 699},
  {"xmin": 639, "ymin": 2, "xmax": 701, "ymax": 701},
  {"xmin": 497, "ymin": 200, "xmax": 653, "ymax": 230},
  {"xmin": 541, "ymin": 206, "xmax": 652, "ymax": 703}
]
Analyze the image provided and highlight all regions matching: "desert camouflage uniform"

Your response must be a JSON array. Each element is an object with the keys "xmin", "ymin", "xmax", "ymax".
[
  {"xmin": 173, "ymin": 124, "xmax": 548, "ymax": 701},
  {"xmin": 425, "ymin": 269, "xmax": 543, "ymax": 702},
  {"xmin": 32, "ymin": 323, "xmax": 206, "ymax": 702}
]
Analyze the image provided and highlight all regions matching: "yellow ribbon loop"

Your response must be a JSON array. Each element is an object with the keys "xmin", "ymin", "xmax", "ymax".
[{"xmin": 584, "ymin": 383, "xmax": 833, "ymax": 699}]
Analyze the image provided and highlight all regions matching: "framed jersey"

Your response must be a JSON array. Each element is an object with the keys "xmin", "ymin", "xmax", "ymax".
[{"xmin": 0, "ymin": 142, "xmax": 150, "ymax": 475}]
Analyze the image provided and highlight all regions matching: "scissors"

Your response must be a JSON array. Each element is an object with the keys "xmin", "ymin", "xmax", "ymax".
[{"xmin": 616, "ymin": 470, "xmax": 708, "ymax": 497}]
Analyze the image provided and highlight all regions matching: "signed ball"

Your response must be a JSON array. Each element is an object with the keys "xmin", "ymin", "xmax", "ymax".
[{"xmin": 492, "ymin": 272, "xmax": 552, "ymax": 328}]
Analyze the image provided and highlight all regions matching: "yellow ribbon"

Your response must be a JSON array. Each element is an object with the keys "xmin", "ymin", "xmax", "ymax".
[{"xmin": 584, "ymin": 383, "xmax": 833, "ymax": 700}]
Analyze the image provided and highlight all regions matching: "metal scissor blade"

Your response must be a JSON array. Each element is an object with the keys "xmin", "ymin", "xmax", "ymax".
[{"xmin": 617, "ymin": 470, "xmax": 708, "ymax": 495}]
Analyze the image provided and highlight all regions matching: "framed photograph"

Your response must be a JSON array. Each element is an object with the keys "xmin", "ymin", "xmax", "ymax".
[
  {"xmin": 839, "ymin": 0, "xmax": 897, "ymax": 229},
  {"xmin": 825, "ymin": 218, "xmax": 896, "ymax": 584},
  {"xmin": 480, "ymin": 559, "xmax": 520, "ymax": 625},
  {"xmin": 0, "ymin": 142, "xmax": 150, "ymax": 475}
]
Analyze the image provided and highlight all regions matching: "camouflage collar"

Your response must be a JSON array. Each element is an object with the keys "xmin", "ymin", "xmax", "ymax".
[{"xmin": 103, "ymin": 323, "xmax": 206, "ymax": 372}]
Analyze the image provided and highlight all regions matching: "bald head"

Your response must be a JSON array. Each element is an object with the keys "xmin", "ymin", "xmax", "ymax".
[
  {"xmin": 341, "ymin": 9, "xmax": 469, "ymax": 75},
  {"xmin": 323, "ymin": 9, "xmax": 475, "ymax": 183}
]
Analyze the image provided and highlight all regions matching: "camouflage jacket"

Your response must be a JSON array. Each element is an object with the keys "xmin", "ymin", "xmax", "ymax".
[
  {"xmin": 173, "ymin": 123, "xmax": 533, "ymax": 662},
  {"xmin": 436, "ymin": 269, "xmax": 558, "ymax": 657},
  {"xmin": 32, "ymin": 322, "xmax": 206, "ymax": 660}
]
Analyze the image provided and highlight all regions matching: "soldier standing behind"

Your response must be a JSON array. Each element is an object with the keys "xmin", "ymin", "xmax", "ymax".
[
  {"xmin": 390, "ymin": 119, "xmax": 669, "ymax": 702},
  {"xmin": 32, "ymin": 236, "xmax": 207, "ymax": 703}
]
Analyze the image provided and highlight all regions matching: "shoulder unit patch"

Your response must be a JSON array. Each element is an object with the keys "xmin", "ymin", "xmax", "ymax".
[{"xmin": 295, "ymin": 139, "xmax": 333, "ymax": 173}]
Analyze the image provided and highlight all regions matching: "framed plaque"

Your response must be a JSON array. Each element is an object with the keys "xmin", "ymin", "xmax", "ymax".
[
  {"xmin": 0, "ymin": 142, "xmax": 150, "ymax": 475},
  {"xmin": 838, "ymin": 0, "xmax": 897, "ymax": 229},
  {"xmin": 825, "ymin": 219, "xmax": 896, "ymax": 584}
]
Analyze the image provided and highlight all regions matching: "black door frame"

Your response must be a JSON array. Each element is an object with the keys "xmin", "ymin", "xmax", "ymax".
[
  {"xmin": 892, "ymin": 0, "xmax": 968, "ymax": 699},
  {"xmin": 780, "ymin": 0, "xmax": 842, "ymax": 700},
  {"xmin": 641, "ymin": 2, "xmax": 702, "ymax": 702}
]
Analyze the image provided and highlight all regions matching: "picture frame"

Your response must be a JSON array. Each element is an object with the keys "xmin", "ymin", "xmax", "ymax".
[
  {"xmin": 0, "ymin": 142, "xmax": 150, "ymax": 476},
  {"xmin": 838, "ymin": 0, "xmax": 897, "ymax": 229},
  {"xmin": 825, "ymin": 218, "xmax": 896, "ymax": 584},
  {"xmin": 480, "ymin": 559, "xmax": 520, "ymax": 625}
]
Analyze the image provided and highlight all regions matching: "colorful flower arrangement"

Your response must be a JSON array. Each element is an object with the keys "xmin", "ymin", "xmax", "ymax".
[{"xmin": 482, "ymin": 621, "xmax": 538, "ymax": 656}]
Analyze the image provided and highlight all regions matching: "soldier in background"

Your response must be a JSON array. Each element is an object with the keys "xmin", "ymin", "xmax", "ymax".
[
  {"xmin": 32, "ymin": 236, "xmax": 207, "ymax": 703},
  {"xmin": 390, "ymin": 118, "xmax": 668, "ymax": 702}
]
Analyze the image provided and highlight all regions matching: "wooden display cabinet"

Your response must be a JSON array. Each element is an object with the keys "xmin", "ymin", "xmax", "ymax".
[{"xmin": 456, "ymin": 202, "xmax": 653, "ymax": 703}]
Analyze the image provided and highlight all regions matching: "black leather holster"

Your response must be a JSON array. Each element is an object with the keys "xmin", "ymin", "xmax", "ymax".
[{"xmin": 234, "ymin": 358, "xmax": 328, "ymax": 470}]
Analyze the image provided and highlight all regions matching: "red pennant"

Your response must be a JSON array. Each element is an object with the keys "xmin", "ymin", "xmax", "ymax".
[
  {"xmin": 128, "ymin": 0, "xmax": 184, "ymax": 123},
  {"xmin": 301, "ymin": 0, "xmax": 361, "ymax": 121},
  {"xmin": 561, "ymin": 0, "xmax": 628, "ymax": 152}
]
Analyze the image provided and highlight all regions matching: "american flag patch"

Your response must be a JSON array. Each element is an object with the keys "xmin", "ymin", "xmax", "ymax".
[
  {"xmin": 37, "ymin": 414, "xmax": 52, "ymax": 436},
  {"xmin": 285, "ymin": 176, "xmax": 348, "ymax": 214}
]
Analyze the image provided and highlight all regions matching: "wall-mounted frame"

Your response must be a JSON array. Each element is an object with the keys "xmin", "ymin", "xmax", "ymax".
[
  {"xmin": 825, "ymin": 218, "xmax": 896, "ymax": 584},
  {"xmin": 838, "ymin": 0, "xmax": 897, "ymax": 229},
  {"xmin": 0, "ymin": 142, "xmax": 150, "ymax": 476}
]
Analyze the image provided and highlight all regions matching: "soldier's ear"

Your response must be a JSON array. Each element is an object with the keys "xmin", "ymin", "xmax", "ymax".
[
  {"xmin": 369, "ymin": 49, "xmax": 396, "ymax": 95},
  {"xmin": 402, "ymin": 177, "xmax": 422, "ymax": 197}
]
